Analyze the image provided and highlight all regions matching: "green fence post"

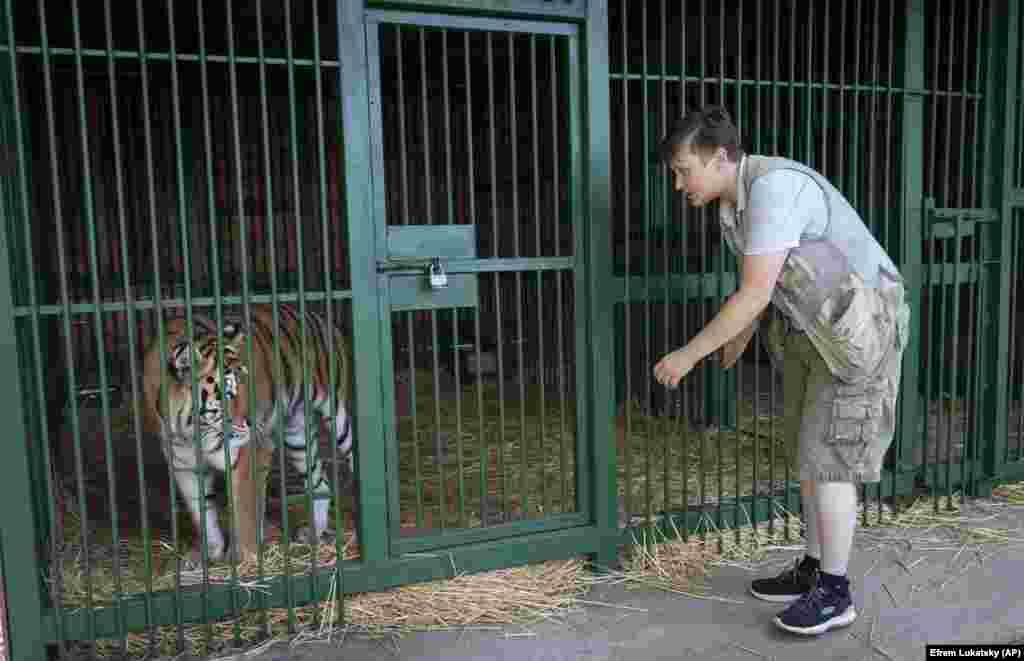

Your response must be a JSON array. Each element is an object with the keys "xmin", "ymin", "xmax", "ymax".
[
  {"xmin": 584, "ymin": 0, "xmax": 618, "ymax": 571},
  {"xmin": 338, "ymin": 0, "xmax": 389, "ymax": 565},
  {"xmin": 895, "ymin": 0, "xmax": 925, "ymax": 479},
  {"xmin": 982, "ymin": 0, "xmax": 1020, "ymax": 488},
  {"xmin": 0, "ymin": 2, "xmax": 48, "ymax": 657}
]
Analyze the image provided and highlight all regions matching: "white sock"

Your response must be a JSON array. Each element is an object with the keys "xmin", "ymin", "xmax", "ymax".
[
  {"xmin": 815, "ymin": 481, "xmax": 858, "ymax": 576},
  {"xmin": 801, "ymin": 480, "xmax": 820, "ymax": 561}
]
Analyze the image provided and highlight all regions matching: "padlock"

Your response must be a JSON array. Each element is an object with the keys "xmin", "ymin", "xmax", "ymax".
[{"xmin": 428, "ymin": 258, "xmax": 448, "ymax": 289}]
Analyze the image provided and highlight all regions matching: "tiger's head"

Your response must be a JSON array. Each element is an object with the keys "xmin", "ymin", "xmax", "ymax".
[{"xmin": 161, "ymin": 319, "xmax": 251, "ymax": 455}]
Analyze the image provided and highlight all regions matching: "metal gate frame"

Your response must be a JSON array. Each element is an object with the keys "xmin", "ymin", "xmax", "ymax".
[{"xmin": 0, "ymin": 0, "xmax": 1021, "ymax": 659}]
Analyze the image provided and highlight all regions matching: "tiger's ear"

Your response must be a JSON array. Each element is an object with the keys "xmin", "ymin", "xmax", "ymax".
[{"xmin": 169, "ymin": 340, "xmax": 195, "ymax": 383}]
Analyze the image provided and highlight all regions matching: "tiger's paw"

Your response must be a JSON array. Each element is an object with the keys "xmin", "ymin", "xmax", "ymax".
[
  {"xmin": 292, "ymin": 525, "xmax": 334, "ymax": 546},
  {"xmin": 181, "ymin": 544, "xmax": 227, "ymax": 573}
]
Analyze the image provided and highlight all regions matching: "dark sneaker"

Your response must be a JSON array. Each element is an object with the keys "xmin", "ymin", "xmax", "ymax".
[
  {"xmin": 749, "ymin": 558, "xmax": 818, "ymax": 603},
  {"xmin": 773, "ymin": 584, "xmax": 857, "ymax": 636}
]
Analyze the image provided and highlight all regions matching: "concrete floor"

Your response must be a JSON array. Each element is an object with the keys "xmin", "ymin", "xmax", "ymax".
[{"xmin": 195, "ymin": 491, "xmax": 1024, "ymax": 661}]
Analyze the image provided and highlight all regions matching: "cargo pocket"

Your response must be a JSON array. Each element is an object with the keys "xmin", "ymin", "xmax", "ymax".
[
  {"xmin": 822, "ymin": 286, "xmax": 892, "ymax": 384},
  {"xmin": 827, "ymin": 382, "xmax": 885, "ymax": 468}
]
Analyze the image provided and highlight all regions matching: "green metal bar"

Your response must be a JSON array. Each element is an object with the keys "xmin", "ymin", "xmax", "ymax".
[
  {"xmin": 606, "ymin": 73, "xmax": 983, "ymax": 99},
  {"xmin": 1013, "ymin": 206, "xmax": 1024, "ymax": 467},
  {"xmin": 552, "ymin": 34, "xmax": 569, "ymax": 515},
  {"xmin": 308, "ymin": 0, "xmax": 342, "ymax": 618},
  {"xmin": 35, "ymin": 0, "xmax": 102, "ymax": 650},
  {"xmin": 1009, "ymin": 210, "xmax": 1022, "ymax": 465},
  {"xmin": 858, "ymin": 0, "xmax": 878, "ymax": 508},
  {"xmin": 443, "ymin": 28, "xmax": 454, "ymax": 234},
  {"xmin": 659, "ymin": 0, "xmax": 670, "ymax": 526},
  {"xmin": 287, "ymin": 0, "xmax": 322, "ymax": 613},
  {"xmin": 778, "ymin": 0, "xmax": 796, "ymax": 537},
  {"xmin": 485, "ymin": 32, "xmax": 507, "ymax": 521},
  {"xmin": 897, "ymin": 0, "xmax": 925, "ymax": 486},
  {"xmin": 983, "ymin": 0, "xmax": 1021, "ymax": 483},
  {"xmin": 641, "ymin": 0, "xmax": 652, "ymax": 528},
  {"xmin": 101, "ymin": 0, "xmax": 158, "ymax": 646},
  {"xmin": 0, "ymin": 45, "xmax": 338, "ymax": 68},
  {"xmin": 758, "ymin": 0, "xmax": 771, "ymax": 537},
  {"xmin": 747, "ymin": 0, "xmax": 762, "ymax": 538},
  {"xmin": 392, "ymin": 512, "xmax": 588, "ymax": 555},
  {"xmin": 947, "ymin": 218, "xmax": 961, "ymax": 508},
  {"xmin": 929, "ymin": 0, "xmax": 942, "ymax": 513},
  {"xmin": 928, "ymin": 208, "xmax": 945, "ymax": 511},
  {"xmin": 396, "ymin": 26, "xmax": 410, "ymax": 229},
  {"xmin": 967, "ymin": 222, "xmax": 983, "ymax": 496},
  {"xmin": 380, "ymin": 256, "xmax": 576, "ymax": 275},
  {"xmin": 1013, "ymin": 211, "xmax": 1024, "ymax": 466},
  {"xmin": 254, "ymin": 0, "xmax": 281, "ymax": 629},
  {"xmin": 941, "ymin": 0, "xmax": 959, "ymax": 509},
  {"xmin": 364, "ymin": 0, "xmax": 587, "ymax": 20},
  {"xmin": 407, "ymin": 27, "xmax": 426, "ymax": 529},
  {"xmin": 619, "ymin": 0, "xmax": 632, "ymax": 528},
  {"xmin": 134, "ymin": 0, "xmax": 180, "ymax": 646},
  {"xmin": 365, "ymin": 10, "xmax": 577, "ymax": 34},
  {"xmin": 419, "ymin": 28, "xmax": 433, "ymax": 227},
  {"xmin": 68, "ymin": 1, "xmax": 130, "ymax": 656},
  {"xmin": 196, "ymin": 0, "xmax": 227, "ymax": 647},
  {"xmin": 462, "ymin": 29, "xmax": 488, "ymax": 529},
  {"xmin": 342, "ymin": 3, "xmax": 390, "ymax": 568},
  {"xmin": 507, "ymin": 31, "xmax": 529, "ymax": 521},
  {"xmin": 732, "ymin": 0, "xmax": 742, "ymax": 542},
  {"xmin": 165, "ymin": 0, "xmax": 206, "ymax": 648},
  {"xmin": 431, "ymin": 311, "xmax": 445, "ymax": 531},
  {"xmin": 881, "ymin": 0, "xmax": 898, "ymax": 525},
  {"xmin": 967, "ymin": 0, "xmax": 988, "ymax": 486},
  {"xmin": 368, "ymin": 21, "xmax": 411, "ymax": 538},
  {"xmin": 582, "ymin": 0, "xmax": 616, "ymax": 568},
  {"xmin": 676, "ymin": 1, "xmax": 689, "ymax": 538},
  {"xmin": 958, "ymin": 1, "xmax": 973, "ymax": 208},
  {"xmin": 425, "ymin": 28, "xmax": 445, "ymax": 533},
  {"xmin": 0, "ymin": 2, "xmax": 48, "ymax": 657},
  {"xmin": 224, "ymin": 0, "xmax": 254, "ymax": 645},
  {"xmin": 284, "ymin": 0, "xmax": 309, "ymax": 627},
  {"xmin": 366, "ymin": 18, "xmax": 405, "ymax": 541},
  {"xmin": 942, "ymin": 0, "xmax": 956, "ymax": 207},
  {"xmin": 0, "ymin": 1, "xmax": 71, "ymax": 655},
  {"xmin": 10, "ymin": 290, "xmax": 354, "ymax": 317},
  {"xmin": 440, "ymin": 27, "xmax": 467, "ymax": 531},
  {"xmin": 822, "ymin": 0, "xmax": 830, "ymax": 175},
  {"xmin": 715, "ymin": 0, "xmax": 726, "ymax": 552},
  {"xmin": 530, "ymin": 34, "xmax": 548, "ymax": 520},
  {"xmin": 868, "ymin": 0, "xmax": 880, "ymax": 241},
  {"xmin": 697, "ymin": 0, "xmax": 708, "ymax": 545}
]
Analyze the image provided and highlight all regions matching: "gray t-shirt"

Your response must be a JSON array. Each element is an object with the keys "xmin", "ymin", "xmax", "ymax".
[{"xmin": 720, "ymin": 161, "xmax": 899, "ymax": 290}]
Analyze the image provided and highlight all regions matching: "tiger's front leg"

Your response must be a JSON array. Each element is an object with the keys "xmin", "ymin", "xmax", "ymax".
[
  {"xmin": 230, "ymin": 443, "xmax": 273, "ymax": 562},
  {"xmin": 284, "ymin": 402, "xmax": 333, "ymax": 545},
  {"xmin": 166, "ymin": 453, "xmax": 228, "ymax": 567}
]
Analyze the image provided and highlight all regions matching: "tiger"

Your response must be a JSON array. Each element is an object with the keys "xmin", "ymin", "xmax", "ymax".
[{"xmin": 142, "ymin": 304, "xmax": 355, "ymax": 566}]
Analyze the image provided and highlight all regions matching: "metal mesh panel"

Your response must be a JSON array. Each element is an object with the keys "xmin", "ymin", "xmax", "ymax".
[
  {"xmin": 609, "ymin": 0, "xmax": 905, "ymax": 536},
  {"xmin": 4, "ymin": 1, "xmax": 356, "ymax": 656},
  {"xmin": 375, "ymin": 23, "xmax": 580, "ymax": 537}
]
